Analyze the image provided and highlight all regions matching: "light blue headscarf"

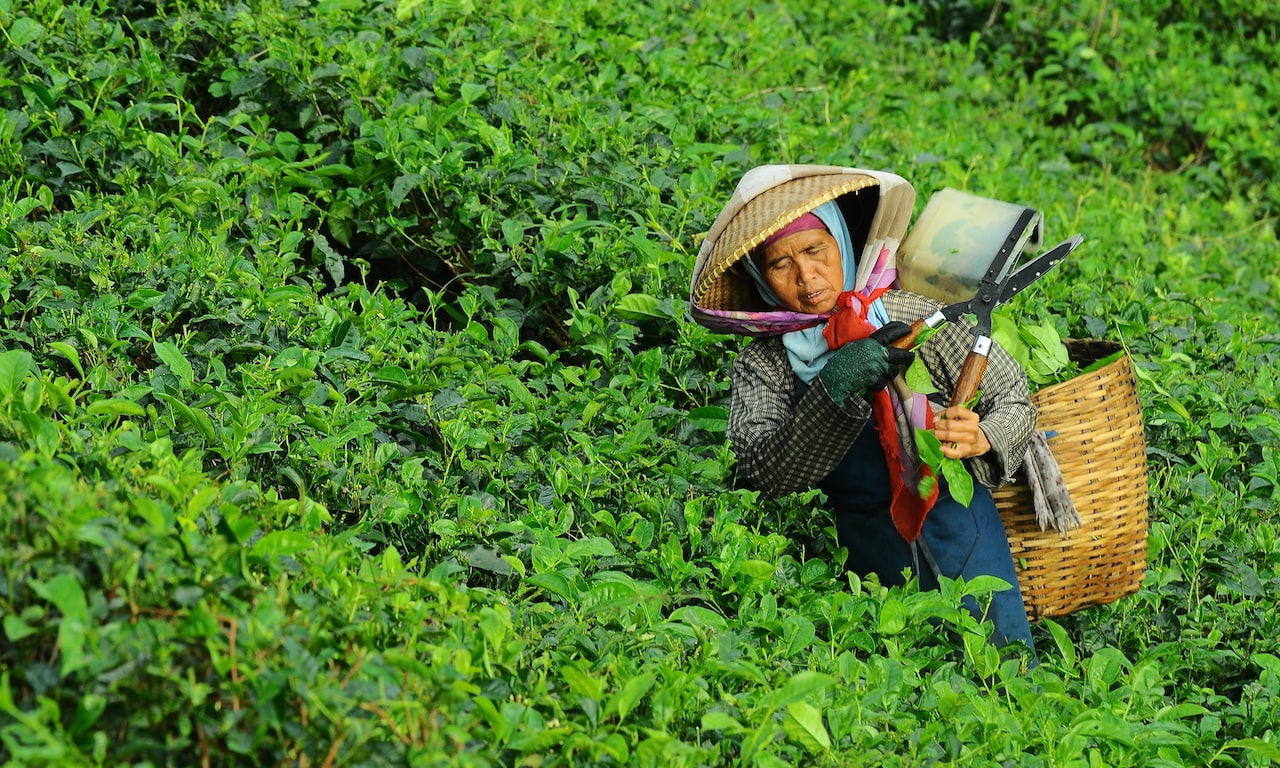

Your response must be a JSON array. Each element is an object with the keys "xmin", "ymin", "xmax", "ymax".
[{"xmin": 743, "ymin": 200, "xmax": 890, "ymax": 382}]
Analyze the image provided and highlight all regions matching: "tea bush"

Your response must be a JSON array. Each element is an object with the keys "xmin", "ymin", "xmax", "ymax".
[{"xmin": 4, "ymin": 0, "xmax": 1280, "ymax": 764}]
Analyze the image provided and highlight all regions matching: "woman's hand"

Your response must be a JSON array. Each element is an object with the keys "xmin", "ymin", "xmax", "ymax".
[{"xmin": 933, "ymin": 406, "xmax": 991, "ymax": 459}]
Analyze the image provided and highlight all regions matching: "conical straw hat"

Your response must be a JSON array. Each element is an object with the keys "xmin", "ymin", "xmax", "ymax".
[{"xmin": 689, "ymin": 165, "xmax": 915, "ymax": 334}]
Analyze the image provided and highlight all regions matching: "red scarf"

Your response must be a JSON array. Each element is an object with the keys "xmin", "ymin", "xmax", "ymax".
[{"xmin": 822, "ymin": 290, "xmax": 938, "ymax": 542}]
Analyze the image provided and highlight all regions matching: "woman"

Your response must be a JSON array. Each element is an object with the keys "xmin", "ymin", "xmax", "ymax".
[{"xmin": 689, "ymin": 165, "xmax": 1036, "ymax": 653}]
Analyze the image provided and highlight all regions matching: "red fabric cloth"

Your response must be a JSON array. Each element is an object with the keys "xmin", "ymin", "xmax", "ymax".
[{"xmin": 822, "ymin": 289, "xmax": 938, "ymax": 542}]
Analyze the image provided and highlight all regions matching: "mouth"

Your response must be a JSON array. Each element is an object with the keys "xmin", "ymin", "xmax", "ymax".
[{"xmin": 802, "ymin": 289, "xmax": 827, "ymax": 306}]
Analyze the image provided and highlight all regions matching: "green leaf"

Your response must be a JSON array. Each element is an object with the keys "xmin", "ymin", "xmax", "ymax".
[
  {"xmin": 918, "ymin": 474, "xmax": 938, "ymax": 499},
  {"xmin": 49, "ymin": 342, "xmax": 84, "ymax": 378},
  {"xmin": 1222, "ymin": 739, "xmax": 1280, "ymax": 761},
  {"xmin": 701, "ymin": 712, "xmax": 745, "ymax": 733},
  {"xmin": 1252, "ymin": 652, "xmax": 1280, "ymax": 680},
  {"xmin": 783, "ymin": 701, "xmax": 831, "ymax": 753},
  {"xmin": 527, "ymin": 572, "xmax": 576, "ymax": 600},
  {"xmin": 8, "ymin": 17, "xmax": 44, "ymax": 46},
  {"xmin": 373, "ymin": 365, "xmax": 410, "ymax": 385},
  {"xmin": 126, "ymin": 288, "xmax": 167, "ymax": 310},
  {"xmin": 668, "ymin": 605, "xmax": 728, "ymax": 632},
  {"xmin": 30, "ymin": 574, "xmax": 89, "ymax": 674},
  {"xmin": 0, "ymin": 349, "xmax": 32, "ymax": 398},
  {"xmin": 611, "ymin": 672, "xmax": 656, "ymax": 723},
  {"xmin": 251, "ymin": 530, "xmax": 312, "ymax": 558},
  {"xmin": 1042, "ymin": 618, "xmax": 1077, "ymax": 668},
  {"xmin": 991, "ymin": 311, "xmax": 1031, "ymax": 370},
  {"xmin": 156, "ymin": 393, "xmax": 216, "ymax": 441},
  {"xmin": 940, "ymin": 456, "xmax": 974, "ymax": 507},
  {"xmin": 878, "ymin": 597, "xmax": 907, "ymax": 635},
  {"xmin": 501, "ymin": 218, "xmax": 526, "ymax": 248},
  {"xmin": 490, "ymin": 373, "xmax": 535, "ymax": 409},
  {"xmin": 153, "ymin": 341, "xmax": 194, "ymax": 388},
  {"xmin": 564, "ymin": 536, "xmax": 617, "ymax": 561},
  {"xmin": 766, "ymin": 671, "xmax": 837, "ymax": 709},
  {"xmin": 87, "ymin": 398, "xmax": 147, "ymax": 418},
  {"xmin": 904, "ymin": 356, "xmax": 938, "ymax": 394},
  {"xmin": 312, "ymin": 231, "xmax": 345, "ymax": 285},
  {"xmin": 959, "ymin": 574, "xmax": 1013, "ymax": 599},
  {"xmin": 560, "ymin": 664, "xmax": 604, "ymax": 701},
  {"xmin": 616, "ymin": 293, "xmax": 675, "ymax": 321},
  {"xmin": 3, "ymin": 615, "xmax": 37, "ymax": 642},
  {"xmin": 914, "ymin": 427, "xmax": 944, "ymax": 465},
  {"xmin": 688, "ymin": 405, "xmax": 729, "ymax": 432}
]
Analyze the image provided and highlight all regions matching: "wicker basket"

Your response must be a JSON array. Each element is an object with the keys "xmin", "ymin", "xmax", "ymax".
[{"xmin": 992, "ymin": 339, "xmax": 1150, "ymax": 621}]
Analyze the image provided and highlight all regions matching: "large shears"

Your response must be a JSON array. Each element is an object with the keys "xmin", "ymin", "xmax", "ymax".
[{"xmin": 892, "ymin": 233, "xmax": 1084, "ymax": 406}]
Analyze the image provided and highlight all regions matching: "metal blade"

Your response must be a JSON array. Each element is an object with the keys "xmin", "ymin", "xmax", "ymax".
[
  {"xmin": 997, "ymin": 234, "xmax": 1084, "ymax": 304},
  {"xmin": 978, "ymin": 207, "xmax": 1042, "ymax": 290}
]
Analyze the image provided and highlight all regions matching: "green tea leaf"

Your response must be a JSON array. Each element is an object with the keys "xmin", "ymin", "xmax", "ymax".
[
  {"xmin": 251, "ymin": 531, "xmax": 312, "ymax": 558},
  {"xmin": 1042, "ymin": 618, "xmax": 1076, "ymax": 668},
  {"xmin": 767, "ymin": 671, "xmax": 837, "ymax": 709},
  {"xmin": 3, "ymin": 615, "xmax": 37, "ymax": 642},
  {"xmin": 560, "ymin": 664, "xmax": 604, "ymax": 701},
  {"xmin": 1222, "ymin": 739, "xmax": 1280, "ymax": 761},
  {"xmin": 49, "ymin": 342, "xmax": 84, "ymax": 377},
  {"xmin": 701, "ymin": 712, "xmax": 745, "ymax": 733},
  {"xmin": 668, "ymin": 605, "xmax": 728, "ymax": 632},
  {"xmin": 991, "ymin": 311, "xmax": 1031, "ymax": 370},
  {"xmin": 153, "ymin": 341, "xmax": 194, "ymax": 388},
  {"xmin": 688, "ymin": 405, "xmax": 729, "ymax": 432},
  {"xmin": 878, "ymin": 597, "xmax": 907, "ymax": 635},
  {"xmin": 940, "ymin": 456, "xmax": 974, "ymax": 507},
  {"xmin": 30, "ymin": 574, "xmax": 89, "ymax": 674},
  {"xmin": 610, "ymin": 672, "xmax": 656, "ymax": 724},
  {"xmin": 904, "ymin": 356, "xmax": 938, "ymax": 394},
  {"xmin": 0, "ymin": 349, "xmax": 32, "ymax": 398},
  {"xmin": 527, "ymin": 572, "xmax": 575, "ymax": 600},
  {"xmin": 87, "ymin": 398, "xmax": 147, "ymax": 418},
  {"xmin": 616, "ymin": 293, "xmax": 674, "ymax": 321},
  {"xmin": 914, "ymin": 428, "xmax": 944, "ymax": 465},
  {"xmin": 783, "ymin": 701, "xmax": 832, "ymax": 753},
  {"xmin": 8, "ymin": 17, "xmax": 44, "ymax": 46}
]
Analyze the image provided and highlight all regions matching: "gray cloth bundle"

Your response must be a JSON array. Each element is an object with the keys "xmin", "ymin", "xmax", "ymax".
[{"xmin": 1023, "ymin": 430, "xmax": 1082, "ymax": 534}]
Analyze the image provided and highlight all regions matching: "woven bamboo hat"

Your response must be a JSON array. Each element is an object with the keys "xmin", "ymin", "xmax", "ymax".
[{"xmin": 689, "ymin": 165, "xmax": 915, "ymax": 335}]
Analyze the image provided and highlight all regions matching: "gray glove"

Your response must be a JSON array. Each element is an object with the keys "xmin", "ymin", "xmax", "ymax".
[{"xmin": 819, "ymin": 322, "xmax": 916, "ymax": 404}]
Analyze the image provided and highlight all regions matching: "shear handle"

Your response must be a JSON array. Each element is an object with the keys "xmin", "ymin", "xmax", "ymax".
[
  {"xmin": 950, "ymin": 335, "xmax": 992, "ymax": 407},
  {"xmin": 888, "ymin": 309, "xmax": 953, "ymax": 350}
]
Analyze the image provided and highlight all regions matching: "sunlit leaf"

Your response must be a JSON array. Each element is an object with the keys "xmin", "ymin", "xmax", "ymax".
[{"xmin": 783, "ymin": 701, "xmax": 831, "ymax": 753}]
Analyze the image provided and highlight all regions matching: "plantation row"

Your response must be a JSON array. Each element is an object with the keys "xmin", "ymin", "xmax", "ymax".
[{"xmin": 3, "ymin": 0, "xmax": 1280, "ymax": 765}]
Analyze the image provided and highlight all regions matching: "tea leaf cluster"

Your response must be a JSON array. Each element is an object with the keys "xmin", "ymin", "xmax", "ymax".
[{"xmin": 3, "ymin": 0, "xmax": 1280, "ymax": 765}]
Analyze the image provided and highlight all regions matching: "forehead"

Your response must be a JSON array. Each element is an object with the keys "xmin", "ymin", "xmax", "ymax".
[{"xmin": 761, "ymin": 228, "xmax": 838, "ymax": 262}]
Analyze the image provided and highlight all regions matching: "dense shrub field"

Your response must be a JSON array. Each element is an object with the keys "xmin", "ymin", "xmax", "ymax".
[{"xmin": 2, "ymin": 0, "xmax": 1279, "ymax": 764}]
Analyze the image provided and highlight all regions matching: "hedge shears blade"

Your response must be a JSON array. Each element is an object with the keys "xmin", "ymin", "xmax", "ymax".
[
  {"xmin": 891, "ymin": 234, "xmax": 1084, "ymax": 405},
  {"xmin": 947, "ymin": 234, "xmax": 1084, "ymax": 406}
]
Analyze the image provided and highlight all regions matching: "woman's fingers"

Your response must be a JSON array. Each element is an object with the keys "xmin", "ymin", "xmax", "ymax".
[{"xmin": 934, "ymin": 407, "xmax": 990, "ymax": 459}]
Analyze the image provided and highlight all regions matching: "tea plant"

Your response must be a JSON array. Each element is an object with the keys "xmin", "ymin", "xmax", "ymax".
[{"xmin": 3, "ymin": 0, "xmax": 1280, "ymax": 764}]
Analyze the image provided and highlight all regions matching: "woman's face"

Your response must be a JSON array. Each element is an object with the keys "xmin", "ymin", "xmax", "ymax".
[{"xmin": 758, "ymin": 228, "xmax": 844, "ymax": 314}]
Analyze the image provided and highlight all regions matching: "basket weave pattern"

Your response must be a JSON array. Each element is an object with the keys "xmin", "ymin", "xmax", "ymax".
[{"xmin": 992, "ymin": 339, "xmax": 1149, "ymax": 621}]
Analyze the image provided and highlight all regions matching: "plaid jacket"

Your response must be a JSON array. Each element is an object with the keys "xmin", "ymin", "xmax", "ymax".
[{"xmin": 727, "ymin": 290, "xmax": 1035, "ymax": 498}]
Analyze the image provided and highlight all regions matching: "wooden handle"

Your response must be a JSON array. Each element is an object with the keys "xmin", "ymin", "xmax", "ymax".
[
  {"xmin": 950, "ymin": 350, "xmax": 989, "ymax": 407},
  {"xmin": 889, "ymin": 318, "xmax": 927, "ymax": 350}
]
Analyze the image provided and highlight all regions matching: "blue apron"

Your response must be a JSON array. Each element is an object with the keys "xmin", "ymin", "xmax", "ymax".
[{"xmin": 821, "ymin": 408, "xmax": 1036, "ymax": 652}]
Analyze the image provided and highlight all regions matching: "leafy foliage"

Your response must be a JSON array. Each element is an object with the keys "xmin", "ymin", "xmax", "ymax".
[{"xmin": 3, "ymin": 0, "xmax": 1280, "ymax": 764}]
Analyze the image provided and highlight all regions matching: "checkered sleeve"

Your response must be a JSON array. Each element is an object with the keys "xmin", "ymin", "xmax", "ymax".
[
  {"xmin": 884, "ymin": 291, "xmax": 1036, "ymax": 488},
  {"xmin": 727, "ymin": 336, "xmax": 874, "ymax": 497}
]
